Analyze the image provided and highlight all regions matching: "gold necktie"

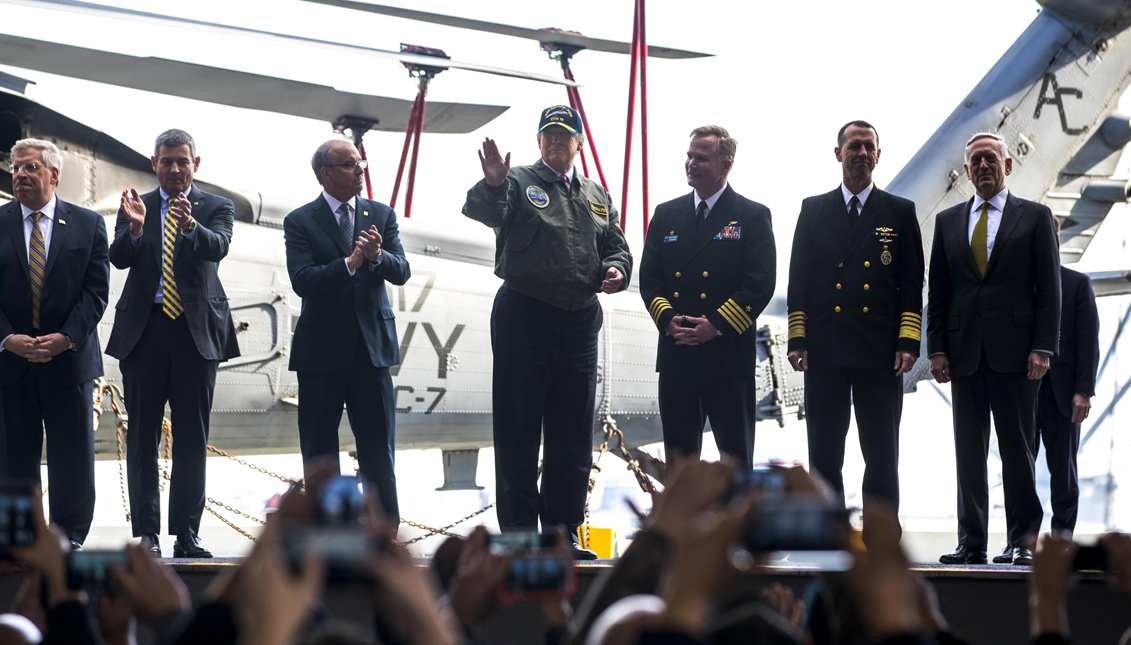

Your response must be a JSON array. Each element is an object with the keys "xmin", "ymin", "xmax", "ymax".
[
  {"xmin": 162, "ymin": 198, "xmax": 183, "ymax": 319},
  {"xmin": 28, "ymin": 212, "xmax": 46, "ymax": 329},
  {"xmin": 972, "ymin": 202, "xmax": 989, "ymax": 277}
]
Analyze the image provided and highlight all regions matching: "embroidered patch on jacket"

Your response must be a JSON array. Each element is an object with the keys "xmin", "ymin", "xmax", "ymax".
[
  {"xmin": 526, "ymin": 185, "xmax": 550, "ymax": 208},
  {"xmin": 714, "ymin": 225, "xmax": 741, "ymax": 240},
  {"xmin": 589, "ymin": 200, "xmax": 609, "ymax": 217}
]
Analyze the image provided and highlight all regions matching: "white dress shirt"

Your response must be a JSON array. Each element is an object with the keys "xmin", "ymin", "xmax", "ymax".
[
  {"xmin": 322, "ymin": 191, "xmax": 381, "ymax": 274},
  {"xmin": 20, "ymin": 194, "xmax": 56, "ymax": 263},
  {"xmin": 542, "ymin": 160, "xmax": 575, "ymax": 186},
  {"xmin": 840, "ymin": 182, "xmax": 874, "ymax": 211},
  {"xmin": 968, "ymin": 188, "xmax": 1008, "ymax": 258},
  {"xmin": 1, "ymin": 196, "xmax": 58, "ymax": 352},
  {"xmin": 693, "ymin": 184, "xmax": 728, "ymax": 218},
  {"xmin": 131, "ymin": 186, "xmax": 196, "ymax": 305}
]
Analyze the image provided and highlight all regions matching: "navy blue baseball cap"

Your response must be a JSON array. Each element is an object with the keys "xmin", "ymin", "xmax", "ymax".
[{"xmin": 538, "ymin": 105, "xmax": 583, "ymax": 135}]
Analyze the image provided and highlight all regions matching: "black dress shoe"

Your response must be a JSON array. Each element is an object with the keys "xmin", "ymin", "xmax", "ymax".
[
  {"xmin": 992, "ymin": 547, "xmax": 1015, "ymax": 564},
  {"xmin": 939, "ymin": 546, "xmax": 987, "ymax": 564},
  {"xmin": 1013, "ymin": 547, "xmax": 1034, "ymax": 566},
  {"xmin": 141, "ymin": 534, "xmax": 161, "ymax": 557},
  {"xmin": 172, "ymin": 530, "xmax": 212, "ymax": 558},
  {"xmin": 569, "ymin": 544, "xmax": 599, "ymax": 561},
  {"xmin": 69, "ymin": 540, "xmax": 83, "ymax": 553}
]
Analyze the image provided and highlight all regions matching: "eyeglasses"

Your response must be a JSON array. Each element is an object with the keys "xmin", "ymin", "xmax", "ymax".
[
  {"xmin": 324, "ymin": 160, "xmax": 368, "ymax": 171},
  {"xmin": 9, "ymin": 163, "xmax": 45, "ymax": 174}
]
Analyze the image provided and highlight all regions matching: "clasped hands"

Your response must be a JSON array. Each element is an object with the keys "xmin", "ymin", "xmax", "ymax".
[
  {"xmin": 666, "ymin": 315, "xmax": 718, "ymax": 346},
  {"xmin": 120, "ymin": 188, "xmax": 195, "ymax": 236},
  {"xmin": 346, "ymin": 225, "xmax": 383, "ymax": 271},
  {"xmin": 3, "ymin": 333, "xmax": 68, "ymax": 362}
]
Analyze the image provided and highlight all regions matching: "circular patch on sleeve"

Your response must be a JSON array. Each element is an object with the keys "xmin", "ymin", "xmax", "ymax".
[{"xmin": 526, "ymin": 185, "xmax": 550, "ymax": 209}]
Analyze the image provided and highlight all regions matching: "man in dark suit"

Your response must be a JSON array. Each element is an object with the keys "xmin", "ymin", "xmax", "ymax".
[
  {"xmin": 1036, "ymin": 216, "xmax": 1099, "ymax": 537},
  {"xmin": 0, "ymin": 138, "xmax": 109, "ymax": 549},
  {"xmin": 639, "ymin": 125, "xmax": 775, "ymax": 468},
  {"xmin": 284, "ymin": 139, "xmax": 410, "ymax": 521},
  {"xmin": 786, "ymin": 121, "xmax": 924, "ymax": 542},
  {"xmin": 106, "ymin": 129, "xmax": 240, "ymax": 558},
  {"xmin": 928, "ymin": 132, "xmax": 1061, "ymax": 566}
]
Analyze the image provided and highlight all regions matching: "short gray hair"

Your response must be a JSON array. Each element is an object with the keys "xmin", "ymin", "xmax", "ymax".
[
  {"xmin": 310, "ymin": 139, "xmax": 347, "ymax": 183},
  {"xmin": 11, "ymin": 138, "xmax": 63, "ymax": 171},
  {"xmin": 964, "ymin": 132, "xmax": 1009, "ymax": 164},
  {"xmin": 690, "ymin": 125, "xmax": 737, "ymax": 162},
  {"xmin": 154, "ymin": 129, "xmax": 197, "ymax": 158}
]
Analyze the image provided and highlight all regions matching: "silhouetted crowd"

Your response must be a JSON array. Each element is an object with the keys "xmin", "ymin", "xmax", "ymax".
[{"xmin": 0, "ymin": 458, "xmax": 1128, "ymax": 645}]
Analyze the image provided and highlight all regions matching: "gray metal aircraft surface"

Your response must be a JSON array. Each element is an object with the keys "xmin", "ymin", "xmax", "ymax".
[{"xmin": 0, "ymin": 0, "xmax": 1129, "ymax": 491}]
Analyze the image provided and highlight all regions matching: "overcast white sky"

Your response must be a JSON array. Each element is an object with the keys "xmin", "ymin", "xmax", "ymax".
[{"xmin": 0, "ymin": 0, "xmax": 1046, "ymax": 272}]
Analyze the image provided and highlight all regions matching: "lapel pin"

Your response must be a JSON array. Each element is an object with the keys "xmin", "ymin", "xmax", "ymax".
[
  {"xmin": 58, "ymin": 219, "xmax": 66, "ymax": 226},
  {"xmin": 364, "ymin": 211, "xmax": 369, "ymax": 217}
]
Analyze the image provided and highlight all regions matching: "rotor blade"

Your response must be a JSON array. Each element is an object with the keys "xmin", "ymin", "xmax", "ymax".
[
  {"xmin": 298, "ymin": 0, "xmax": 712, "ymax": 59},
  {"xmin": 0, "ymin": 34, "xmax": 507, "ymax": 133},
  {"xmin": 0, "ymin": 0, "xmax": 579, "ymax": 86}
]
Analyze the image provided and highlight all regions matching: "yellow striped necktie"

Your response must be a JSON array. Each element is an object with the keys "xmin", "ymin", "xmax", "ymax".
[
  {"xmin": 162, "ymin": 198, "xmax": 183, "ymax": 319},
  {"xmin": 28, "ymin": 212, "xmax": 46, "ymax": 329},
  {"xmin": 971, "ymin": 202, "xmax": 989, "ymax": 277}
]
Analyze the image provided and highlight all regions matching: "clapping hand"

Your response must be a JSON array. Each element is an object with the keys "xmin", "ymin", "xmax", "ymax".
[{"xmin": 120, "ymin": 189, "xmax": 146, "ymax": 236}]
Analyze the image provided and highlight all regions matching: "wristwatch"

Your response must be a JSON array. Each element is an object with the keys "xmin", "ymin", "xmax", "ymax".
[
  {"xmin": 180, "ymin": 217, "xmax": 197, "ymax": 234},
  {"xmin": 63, "ymin": 334, "xmax": 75, "ymax": 351}
]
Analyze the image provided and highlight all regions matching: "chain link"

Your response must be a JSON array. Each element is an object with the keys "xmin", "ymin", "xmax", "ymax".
[
  {"xmin": 399, "ymin": 503, "xmax": 496, "ymax": 546},
  {"xmin": 579, "ymin": 412, "xmax": 656, "ymax": 550},
  {"xmin": 94, "ymin": 378, "xmax": 507, "ymax": 548}
]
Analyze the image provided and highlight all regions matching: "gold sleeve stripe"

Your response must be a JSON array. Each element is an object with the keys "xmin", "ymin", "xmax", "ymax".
[
  {"xmin": 787, "ymin": 310, "xmax": 806, "ymax": 340},
  {"xmin": 718, "ymin": 306, "xmax": 749, "ymax": 335},
  {"xmin": 898, "ymin": 326, "xmax": 922, "ymax": 341},
  {"xmin": 649, "ymin": 298, "xmax": 673, "ymax": 325},
  {"xmin": 721, "ymin": 299, "xmax": 753, "ymax": 327},
  {"xmin": 720, "ymin": 305, "xmax": 751, "ymax": 334},
  {"xmin": 899, "ymin": 311, "xmax": 922, "ymax": 341}
]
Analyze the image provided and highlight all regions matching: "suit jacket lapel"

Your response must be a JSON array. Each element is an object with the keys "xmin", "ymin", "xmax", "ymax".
[
  {"xmin": 677, "ymin": 186, "xmax": 733, "ymax": 269},
  {"xmin": 42, "ymin": 200, "xmax": 70, "ymax": 281},
  {"xmin": 173, "ymin": 192, "xmax": 204, "ymax": 263},
  {"xmin": 984, "ymin": 192, "xmax": 1022, "ymax": 277},
  {"xmin": 146, "ymin": 191, "xmax": 164, "ymax": 264},
  {"xmin": 952, "ymin": 197, "xmax": 981, "ymax": 278},
  {"xmin": 824, "ymin": 188, "xmax": 852, "ymax": 250},
  {"xmin": 3, "ymin": 202, "xmax": 29, "ymax": 283},
  {"xmin": 315, "ymin": 196, "xmax": 350, "ymax": 256}
]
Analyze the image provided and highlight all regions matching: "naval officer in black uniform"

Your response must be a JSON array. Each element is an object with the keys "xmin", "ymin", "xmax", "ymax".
[
  {"xmin": 786, "ymin": 121, "xmax": 924, "ymax": 541},
  {"xmin": 639, "ymin": 125, "xmax": 776, "ymax": 468}
]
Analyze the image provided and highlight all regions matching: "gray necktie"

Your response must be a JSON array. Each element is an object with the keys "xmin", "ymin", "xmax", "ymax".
[{"xmin": 337, "ymin": 202, "xmax": 354, "ymax": 248}]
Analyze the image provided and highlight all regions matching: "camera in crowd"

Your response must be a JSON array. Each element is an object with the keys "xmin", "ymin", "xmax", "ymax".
[
  {"xmin": 488, "ymin": 531, "xmax": 575, "ymax": 602},
  {"xmin": 283, "ymin": 474, "xmax": 384, "ymax": 585}
]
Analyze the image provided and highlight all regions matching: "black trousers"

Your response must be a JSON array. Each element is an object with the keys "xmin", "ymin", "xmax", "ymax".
[
  {"xmin": 2, "ymin": 365, "xmax": 95, "ymax": 544},
  {"xmin": 297, "ymin": 350, "xmax": 398, "ymax": 522},
  {"xmin": 490, "ymin": 287, "xmax": 601, "ymax": 533},
  {"xmin": 1036, "ymin": 382, "xmax": 1080, "ymax": 534},
  {"xmin": 804, "ymin": 366, "xmax": 902, "ymax": 509},
  {"xmin": 658, "ymin": 373, "xmax": 757, "ymax": 469},
  {"xmin": 951, "ymin": 355, "xmax": 1043, "ymax": 551},
  {"xmin": 121, "ymin": 305, "xmax": 217, "ymax": 536}
]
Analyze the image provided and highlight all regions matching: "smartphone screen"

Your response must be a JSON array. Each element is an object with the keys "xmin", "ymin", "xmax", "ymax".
[
  {"xmin": 730, "ymin": 467, "xmax": 787, "ymax": 499},
  {"xmin": 487, "ymin": 532, "xmax": 557, "ymax": 553},
  {"xmin": 0, "ymin": 483, "xmax": 36, "ymax": 551},
  {"xmin": 1073, "ymin": 545, "xmax": 1108, "ymax": 571},
  {"xmin": 499, "ymin": 554, "xmax": 575, "ymax": 602},
  {"xmin": 67, "ymin": 550, "xmax": 128, "ymax": 593},
  {"xmin": 318, "ymin": 475, "xmax": 365, "ymax": 525},
  {"xmin": 746, "ymin": 499, "xmax": 850, "ymax": 552}
]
